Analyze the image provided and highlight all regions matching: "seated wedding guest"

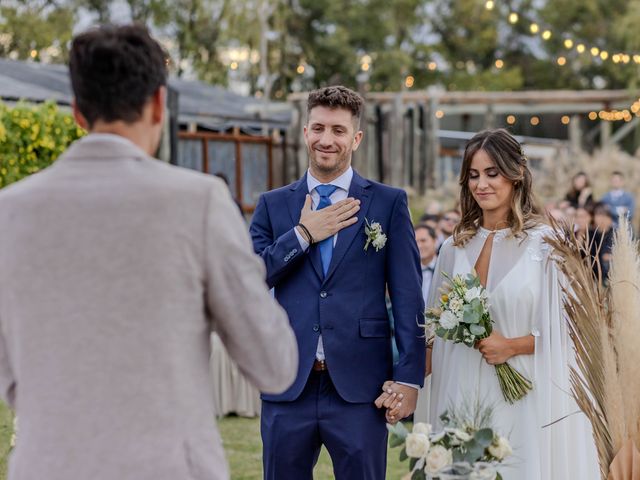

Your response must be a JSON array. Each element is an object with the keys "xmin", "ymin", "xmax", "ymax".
[
  {"xmin": 601, "ymin": 171, "xmax": 636, "ymax": 226},
  {"xmin": 0, "ymin": 24, "xmax": 297, "ymax": 480},
  {"xmin": 413, "ymin": 224, "xmax": 438, "ymax": 423},
  {"xmin": 418, "ymin": 212, "xmax": 440, "ymax": 232},
  {"xmin": 592, "ymin": 202, "xmax": 615, "ymax": 280},
  {"xmin": 436, "ymin": 209, "xmax": 461, "ymax": 248},
  {"xmin": 415, "ymin": 224, "xmax": 438, "ymax": 304},
  {"xmin": 564, "ymin": 171, "xmax": 594, "ymax": 209},
  {"xmin": 574, "ymin": 207, "xmax": 603, "ymax": 278}
]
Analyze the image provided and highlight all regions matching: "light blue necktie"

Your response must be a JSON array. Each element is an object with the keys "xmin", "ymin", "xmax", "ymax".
[{"xmin": 315, "ymin": 184, "xmax": 338, "ymax": 276}]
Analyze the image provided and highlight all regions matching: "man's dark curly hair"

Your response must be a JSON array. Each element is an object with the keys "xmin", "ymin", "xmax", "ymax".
[
  {"xmin": 69, "ymin": 24, "xmax": 167, "ymax": 127},
  {"xmin": 307, "ymin": 86, "xmax": 364, "ymax": 127}
]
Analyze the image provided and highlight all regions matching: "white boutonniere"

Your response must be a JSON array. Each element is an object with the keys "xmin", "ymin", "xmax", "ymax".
[{"xmin": 364, "ymin": 218, "xmax": 387, "ymax": 252}]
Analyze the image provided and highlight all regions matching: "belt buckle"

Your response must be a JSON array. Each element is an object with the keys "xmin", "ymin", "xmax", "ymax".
[{"xmin": 314, "ymin": 359, "xmax": 327, "ymax": 371}]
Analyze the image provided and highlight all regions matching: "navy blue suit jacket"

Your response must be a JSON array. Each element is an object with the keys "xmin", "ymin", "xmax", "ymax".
[{"xmin": 250, "ymin": 171, "xmax": 425, "ymax": 403}]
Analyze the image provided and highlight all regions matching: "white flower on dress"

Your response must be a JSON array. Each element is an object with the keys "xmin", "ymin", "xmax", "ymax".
[
  {"xmin": 488, "ymin": 436, "xmax": 512, "ymax": 461},
  {"xmin": 364, "ymin": 218, "xmax": 387, "ymax": 252},
  {"xmin": 424, "ymin": 445, "xmax": 453, "ymax": 474},
  {"xmin": 405, "ymin": 433, "xmax": 431, "ymax": 458},
  {"xmin": 412, "ymin": 422, "xmax": 432, "ymax": 436},
  {"xmin": 439, "ymin": 310, "xmax": 459, "ymax": 330}
]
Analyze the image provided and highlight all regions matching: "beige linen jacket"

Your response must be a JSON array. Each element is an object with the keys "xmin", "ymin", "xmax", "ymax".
[{"xmin": 0, "ymin": 134, "xmax": 297, "ymax": 480}]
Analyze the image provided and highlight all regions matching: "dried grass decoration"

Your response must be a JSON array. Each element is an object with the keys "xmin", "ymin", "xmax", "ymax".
[{"xmin": 546, "ymin": 218, "xmax": 640, "ymax": 480}]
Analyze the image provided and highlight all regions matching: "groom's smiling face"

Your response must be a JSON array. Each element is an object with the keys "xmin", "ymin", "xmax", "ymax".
[{"xmin": 304, "ymin": 106, "xmax": 363, "ymax": 181}]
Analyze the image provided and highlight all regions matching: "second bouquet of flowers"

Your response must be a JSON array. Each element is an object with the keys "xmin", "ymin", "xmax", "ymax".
[{"xmin": 425, "ymin": 272, "xmax": 532, "ymax": 404}]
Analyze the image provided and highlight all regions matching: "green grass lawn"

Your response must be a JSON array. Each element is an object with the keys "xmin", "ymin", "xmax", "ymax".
[{"xmin": 0, "ymin": 403, "xmax": 408, "ymax": 479}]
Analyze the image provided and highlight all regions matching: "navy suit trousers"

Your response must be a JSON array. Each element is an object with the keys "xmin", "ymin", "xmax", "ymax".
[{"xmin": 261, "ymin": 370, "xmax": 388, "ymax": 480}]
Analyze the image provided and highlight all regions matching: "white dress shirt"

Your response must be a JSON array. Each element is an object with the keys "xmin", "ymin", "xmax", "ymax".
[{"xmin": 294, "ymin": 167, "xmax": 353, "ymax": 361}]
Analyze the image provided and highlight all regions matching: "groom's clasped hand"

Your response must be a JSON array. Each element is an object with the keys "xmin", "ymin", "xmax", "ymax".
[
  {"xmin": 297, "ymin": 194, "xmax": 361, "ymax": 242},
  {"xmin": 375, "ymin": 381, "xmax": 418, "ymax": 425}
]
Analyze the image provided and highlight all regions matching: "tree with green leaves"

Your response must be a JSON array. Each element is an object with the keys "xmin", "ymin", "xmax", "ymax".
[{"xmin": 0, "ymin": 1, "xmax": 74, "ymax": 63}]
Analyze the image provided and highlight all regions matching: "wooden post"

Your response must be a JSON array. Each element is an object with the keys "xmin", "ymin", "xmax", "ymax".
[
  {"xmin": 601, "ymin": 120, "xmax": 612, "ymax": 147},
  {"xmin": 296, "ymin": 101, "xmax": 308, "ymax": 178},
  {"xmin": 569, "ymin": 115, "xmax": 582, "ymax": 153},
  {"xmin": 411, "ymin": 103, "xmax": 421, "ymax": 192},
  {"xmin": 484, "ymin": 103, "xmax": 495, "ymax": 129},
  {"xmin": 352, "ymin": 99, "xmax": 369, "ymax": 175},
  {"xmin": 389, "ymin": 93, "xmax": 404, "ymax": 186},
  {"xmin": 365, "ymin": 103, "xmax": 377, "ymax": 180},
  {"xmin": 601, "ymin": 102, "xmax": 612, "ymax": 147},
  {"xmin": 424, "ymin": 96, "xmax": 440, "ymax": 189},
  {"xmin": 418, "ymin": 102, "xmax": 427, "ymax": 195},
  {"xmin": 285, "ymin": 99, "xmax": 305, "ymax": 183}
]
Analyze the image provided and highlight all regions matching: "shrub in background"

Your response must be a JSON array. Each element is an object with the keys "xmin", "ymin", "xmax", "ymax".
[{"xmin": 0, "ymin": 101, "xmax": 85, "ymax": 189}]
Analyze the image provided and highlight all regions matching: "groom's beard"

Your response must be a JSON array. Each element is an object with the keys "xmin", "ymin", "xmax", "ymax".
[{"xmin": 307, "ymin": 145, "xmax": 352, "ymax": 178}]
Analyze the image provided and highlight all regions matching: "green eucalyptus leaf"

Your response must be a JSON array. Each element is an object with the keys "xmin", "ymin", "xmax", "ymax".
[
  {"xmin": 470, "ymin": 324, "xmax": 486, "ymax": 336},
  {"xmin": 399, "ymin": 446, "xmax": 408, "ymax": 462},
  {"xmin": 474, "ymin": 428, "xmax": 494, "ymax": 447}
]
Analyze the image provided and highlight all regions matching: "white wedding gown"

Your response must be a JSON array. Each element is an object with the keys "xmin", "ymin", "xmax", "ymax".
[{"xmin": 426, "ymin": 225, "xmax": 599, "ymax": 480}]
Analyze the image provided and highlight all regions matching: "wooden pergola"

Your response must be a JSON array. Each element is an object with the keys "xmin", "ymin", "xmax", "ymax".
[{"xmin": 286, "ymin": 89, "xmax": 639, "ymax": 193}]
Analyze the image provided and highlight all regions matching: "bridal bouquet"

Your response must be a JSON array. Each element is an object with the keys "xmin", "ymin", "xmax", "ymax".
[
  {"xmin": 425, "ymin": 272, "xmax": 532, "ymax": 403},
  {"xmin": 388, "ymin": 403, "xmax": 512, "ymax": 480}
]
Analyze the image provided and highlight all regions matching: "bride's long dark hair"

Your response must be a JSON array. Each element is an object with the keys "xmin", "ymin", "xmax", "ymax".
[{"xmin": 453, "ymin": 129, "xmax": 543, "ymax": 247}]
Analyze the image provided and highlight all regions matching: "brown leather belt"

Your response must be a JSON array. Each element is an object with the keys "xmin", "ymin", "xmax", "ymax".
[{"xmin": 312, "ymin": 359, "xmax": 328, "ymax": 372}]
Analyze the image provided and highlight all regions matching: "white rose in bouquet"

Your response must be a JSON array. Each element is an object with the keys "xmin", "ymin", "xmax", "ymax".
[
  {"xmin": 439, "ymin": 310, "xmax": 459, "ymax": 330},
  {"xmin": 464, "ymin": 286, "xmax": 482, "ymax": 302},
  {"xmin": 412, "ymin": 422, "xmax": 432, "ymax": 436},
  {"xmin": 405, "ymin": 433, "xmax": 430, "ymax": 458},
  {"xmin": 425, "ymin": 445, "xmax": 453, "ymax": 474},
  {"xmin": 488, "ymin": 436, "xmax": 512, "ymax": 461}
]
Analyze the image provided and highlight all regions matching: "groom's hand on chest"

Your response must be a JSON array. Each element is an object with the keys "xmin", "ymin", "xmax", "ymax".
[{"xmin": 297, "ymin": 194, "xmax": 360, "ymax": 243}]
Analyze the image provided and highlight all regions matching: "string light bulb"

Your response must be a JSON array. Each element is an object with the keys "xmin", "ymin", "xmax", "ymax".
[
  {"xmin": 509, "ymin": 13, "xmax": 519, "ymax": 24},
  {"xmin": 485, "ymin": 0, "xmax": 495, "ymax": 10},
  {"xmin": 507, "ymin": 115, "xmax": 516, "ymax": 125},
  {"xmin": 564, "ymin": 39, "xmax": 574, "ymax": 49},
  {"xmin": 542, "ymin": 30, "xmax": 552, "ymax": 40},
  {"xmin": 557, "ymin": 56, "xmax": 567, "ymax": 66},
  {"xmin": 576, "ymin": 44, "xmax": 585, "ymax": 53},
  {"xmin": 561, "ymin": 116, "xmax": 570, "ymax": 125},
  {"xmin": 530, "ymin": 23, "xmax": 539, "ymax": 34}
]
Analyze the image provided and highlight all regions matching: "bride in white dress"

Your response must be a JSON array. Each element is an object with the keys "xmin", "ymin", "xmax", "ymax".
[{"xmin": 426, "ymin": 129, "xmax": 599, "ymax": 479}]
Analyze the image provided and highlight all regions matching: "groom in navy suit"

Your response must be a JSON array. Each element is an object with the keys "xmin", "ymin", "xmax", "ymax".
[{"xmin": 250, "ymin": 86, "xmax": 425, "ymax": 479}]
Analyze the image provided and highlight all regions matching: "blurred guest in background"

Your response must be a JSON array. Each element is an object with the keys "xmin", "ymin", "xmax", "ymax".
[
  {"xmin": 414, "ymin": 224, "xmax": 438, "ymax": 305},
  {"xmin": 418, "ymin": 213, "xmax": 440, "ymax": 232},
  {"xmin": 436, "ymin": 209, "xmax": 460, "ymax": 248},
  {"xmin": 601, "ymin": 171, "xmax": 635, "ymax": 226},
  {"xmin": 565, "ymin": 171, "xmax": 594, "ymax": 210}
]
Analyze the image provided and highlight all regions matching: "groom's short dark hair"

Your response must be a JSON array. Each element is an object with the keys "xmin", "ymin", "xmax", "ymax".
[
  {"xmin": 307, "ymin": 86, "xmax": 364, "ymax": 127},
  {"xmin": 69, "ymin": 24, "xmax": 167, "ymax": 127}
]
